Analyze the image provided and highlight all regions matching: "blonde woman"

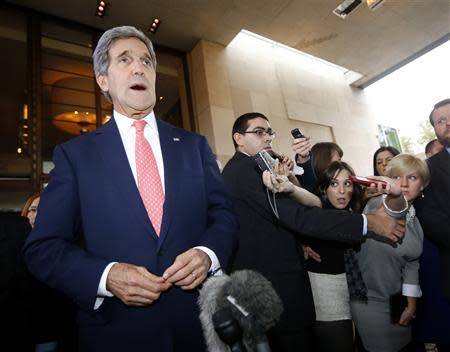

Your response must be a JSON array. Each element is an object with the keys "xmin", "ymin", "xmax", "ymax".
[{"xmin": 351, "ymin": 154, "xmax": 430, "ymax": 352}]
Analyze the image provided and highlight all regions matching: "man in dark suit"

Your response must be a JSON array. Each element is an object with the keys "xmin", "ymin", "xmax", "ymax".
[
  {"xmin": 23, "ymin": 26, "xmax": 238, "ymax": 352},
  {"xmin": 222, "ymin": 112, "xmax": 406, "ymax": 352},
  {"xmin": 416, "ymin": 98, "xmax": 450, "ymax": 303},
  {"xmin": 0, "ymin": 213, "xmax": 31, "ymax": 350}
]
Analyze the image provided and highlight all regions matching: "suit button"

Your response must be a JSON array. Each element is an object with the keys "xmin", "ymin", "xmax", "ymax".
[{"xmin": 158, "ymin": 249, "xmax": 164, "ymax": 256}]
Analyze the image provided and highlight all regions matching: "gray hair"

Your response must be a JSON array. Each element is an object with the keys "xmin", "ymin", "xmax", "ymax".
[{"xmin": 93, "ymin": 26, "xmax": 157, "ymax": 101}]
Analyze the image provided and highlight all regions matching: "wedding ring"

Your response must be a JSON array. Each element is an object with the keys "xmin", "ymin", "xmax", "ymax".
[{"xmin": 192, "ymin": 272, "xmax": 197, "ymax": 280}]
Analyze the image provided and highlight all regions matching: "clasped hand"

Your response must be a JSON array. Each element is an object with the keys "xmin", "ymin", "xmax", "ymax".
[{"xmin": 106, "ymin": 248, "xmax": 211, "ymax": 306}]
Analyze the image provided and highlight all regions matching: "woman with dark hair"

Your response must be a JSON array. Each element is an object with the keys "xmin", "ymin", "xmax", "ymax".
[
  {"xmin": 312, "ymin": 142, "xmax": 344, "ymax": 178},
  {"xmin": 364, "ymin": 146, "xmax": 400, "ymax": 201},
  {"xmin": 295, "ymin": 141, "xmax": 343, "ymax": 192},
  {"xmin": 263, "ymin": 160, "xmax": 363, "ymax": 352},
  {"xmin": 305, "ymin": 161, "xmax": 362, "ymax": 352},
  {"xmin": 373, "ymin": 146, "xmax": 400, "ymax": 176}
]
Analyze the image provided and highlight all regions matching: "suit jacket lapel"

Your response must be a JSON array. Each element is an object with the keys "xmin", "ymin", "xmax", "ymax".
[
  {"xmin": 156, "ymin": 118, "xmax": 182, "ymax": 249},
  {"xmin": 93, "ymin": 119, "xmax": 157, "ymax": 239}
]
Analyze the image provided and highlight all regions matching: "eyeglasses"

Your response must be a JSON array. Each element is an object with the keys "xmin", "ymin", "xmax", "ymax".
[
  {"xmin": 242, "ymin": 128, "xmax": 276, "ymax": 137},
  {"xmin": 434, "ymin": 115, "xmax": 449, "ymax": 127}
]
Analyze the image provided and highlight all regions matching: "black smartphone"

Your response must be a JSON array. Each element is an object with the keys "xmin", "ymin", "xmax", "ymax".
[{"xmin": 291, "ymin": 128, "xmax": 304, "ymax": 139}]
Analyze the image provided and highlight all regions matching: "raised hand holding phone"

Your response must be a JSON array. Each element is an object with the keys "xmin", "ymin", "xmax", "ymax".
[
  {"xmin": 291, "ymin": 128, "xmax": 311, "ymax": 162},
  {"xmin": 350, "ymin": 175, "xmax": 401, "ymax": 196},
  {"xmin": 291, "ymin": 128, "xmax": 304, "ymax": 139}
]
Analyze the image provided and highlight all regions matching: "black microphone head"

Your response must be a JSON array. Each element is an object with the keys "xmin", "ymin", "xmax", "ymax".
[
  {"xmin": 198, "ymin": 270, "xmax": 283, "ymax": 352},
  {"xmin": 212, "ymin": 307, "xmax": 245, "ymax": 350}
]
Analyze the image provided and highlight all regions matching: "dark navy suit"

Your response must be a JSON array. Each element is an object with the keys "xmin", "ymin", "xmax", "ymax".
[{"xmin": 24, "ymin": 117, "xmax": 238, "ymax": 351}]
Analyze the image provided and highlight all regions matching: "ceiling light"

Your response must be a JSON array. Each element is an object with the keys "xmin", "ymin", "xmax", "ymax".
[
  {"xmin": 366, "ymin": 0, "xmax": 385, "ymax": 10},
  {"xmin": 333, "ymin": 0, "xmax": 362, "ymax": 19},
  {"xmin": 95, "ymin": 1, "xmax": 107, "ymax": 18},
  {"xmin": 148, "ymin": 18, "xmax": 161, "ymax": 34}
]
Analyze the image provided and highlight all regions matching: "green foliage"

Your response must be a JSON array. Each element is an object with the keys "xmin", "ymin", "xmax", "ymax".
[
  {"xmin": 400, "ymin": 135, "xmax": 414, "ymax": 154},
  {"xmin": 417, "ymin": 121, "xmax": 436, "ymax": 145}
]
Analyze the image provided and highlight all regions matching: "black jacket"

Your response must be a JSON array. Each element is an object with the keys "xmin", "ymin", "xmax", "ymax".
[
  {"xmin": 416, "ymin": 149, "xmax": 450, "ymax": 302},
  {"xmin": 222, "ymin": 152, "xmax": 364, "ymax": 331}
]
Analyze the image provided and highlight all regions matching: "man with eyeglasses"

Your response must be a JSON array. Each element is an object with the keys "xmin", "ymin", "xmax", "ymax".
[
  {"xmin": 414, "ymin": 98, "xmax": 450, "ymax": 351},
  {"xmin": 222, "ymin": 112, "xmax": 406, "ymax": 352}
]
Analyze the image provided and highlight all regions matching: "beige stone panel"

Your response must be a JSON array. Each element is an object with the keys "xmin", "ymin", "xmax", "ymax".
[
  {"xmin": 297, "ymin": 82, "xmax": 324, "ymax": 107},
  {"xmin": 197, "ymin": 107, "xmax": 214, "ymax": 146},
  {"xmin": 202, "ymin": 42, "xmax": 233, "ymax": 109},
  {"xmin": 266, "ymin": 91, "xmax": 288, "ymax": 119},
  {"xmin": 250, "ymin": 91, "xmax": 271, "ymax": 117},
  {"xmin": 209, "ymin": 106, "xmax": 236, "ymax": 159},
  {"xmin": 273, "ymin": 67, "xmax": 300, "ymax": 102},
  {"xmin": 188, "ymin": 42, "xmax": 210, "ymax": 117},
  {"xmin": 230, "ymin": 88, "xmax": 252, "ymax": 118},
  {"xmin": 285, "ymin": 99, "xmax": 318, "ymax": 124},
  {"xmin": 226, "ymin": 46, "xmax": 272, "ymax": 94}
]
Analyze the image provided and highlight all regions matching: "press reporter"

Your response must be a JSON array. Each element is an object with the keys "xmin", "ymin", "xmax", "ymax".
[
  {"xmin": 223, "ymin": 112, "xmax": 406, "ymax": 351},
  {"xmin": 351, "ymin": 154, "xmax": 430, "ymax": 352}
]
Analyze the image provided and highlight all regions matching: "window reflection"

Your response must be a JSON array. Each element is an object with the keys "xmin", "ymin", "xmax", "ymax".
[{"xmin": 0, "ymin": 9, "xmax": 29, "ymax": 177}]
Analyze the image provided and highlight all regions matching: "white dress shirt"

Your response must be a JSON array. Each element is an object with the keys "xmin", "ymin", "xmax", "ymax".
[{"xmin": 95, "ymin": 110, "xmax": 220, "ymax": 309}]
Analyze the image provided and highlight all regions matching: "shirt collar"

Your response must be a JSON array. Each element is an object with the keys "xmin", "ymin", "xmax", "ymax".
[
  {"xmin": 447, "ymin": 147, "xmax": 450, "ymax": 155},
  {"xmin": 113, "ymin": 110, "xmax": 157, "ymax": 133}
]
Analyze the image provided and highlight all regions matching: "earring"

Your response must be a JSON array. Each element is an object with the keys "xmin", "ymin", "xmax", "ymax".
[{"xmin": 420, "ymin": 191, "xmax": 424, "ymax": 199}]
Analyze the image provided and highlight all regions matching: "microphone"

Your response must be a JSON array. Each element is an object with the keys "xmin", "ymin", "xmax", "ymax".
[
  {"xmin": 212, "ymin": 307, "xmax": 247, "ymax": 352},
  {"xmin": 198, "ymin": 270, "xmax": 283, "ymax": 352}
]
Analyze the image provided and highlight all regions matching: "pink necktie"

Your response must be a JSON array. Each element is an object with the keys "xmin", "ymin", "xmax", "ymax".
[{"xmin": 133, "ymin": 120, "xmax": 164, "ymax": 236}]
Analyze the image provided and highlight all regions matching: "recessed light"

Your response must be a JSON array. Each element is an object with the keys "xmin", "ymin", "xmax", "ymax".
[
  {"xmin": 95, "ymin": 1, "xmax": 107, "ymax": 18},
  {"xmin": 148, "ymin": 18, "xmax": 161, "ymax": 34}
]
